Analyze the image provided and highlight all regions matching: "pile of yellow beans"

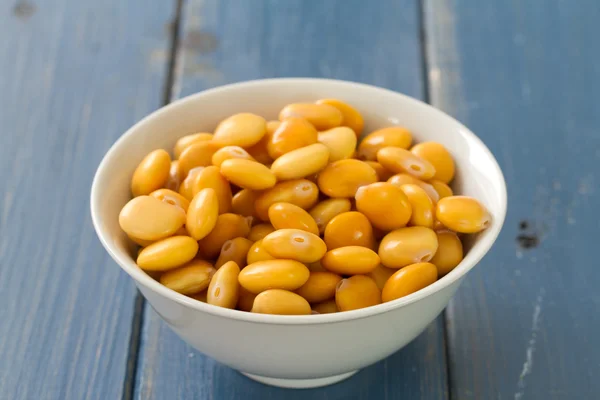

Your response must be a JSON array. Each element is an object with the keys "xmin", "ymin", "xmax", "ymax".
[{"xmin": 118, "ymin": 99, "xmax": 491, "ymax": 315}]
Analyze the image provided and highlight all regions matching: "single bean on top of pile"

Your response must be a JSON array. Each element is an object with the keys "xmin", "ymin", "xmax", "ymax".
[{"xmin": 118, "ymin": 99, "xmax": 491, "ymax": 315}]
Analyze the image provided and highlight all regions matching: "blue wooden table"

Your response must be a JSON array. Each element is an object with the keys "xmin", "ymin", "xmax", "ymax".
[{"xmin": 1, "ymin": 0, "xmax": 599, "ymax": 399}]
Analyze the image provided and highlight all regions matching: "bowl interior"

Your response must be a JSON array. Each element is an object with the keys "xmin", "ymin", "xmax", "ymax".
[{"xmin": 91, "ymin": 78, "xmax": 506, "ymax": 323}]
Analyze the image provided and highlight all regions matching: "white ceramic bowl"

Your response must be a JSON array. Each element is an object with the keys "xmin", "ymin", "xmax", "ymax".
[{"xmin": 91, "ymin": 78, "xmax": 507, "ymax": 389}]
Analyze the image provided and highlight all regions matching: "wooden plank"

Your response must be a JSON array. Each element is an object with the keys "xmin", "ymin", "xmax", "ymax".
[
  {"xmin": 135, "ymin": 0, "xmax": 448, "ymax": 399},
  {"xmin": 172, "ymin": 0, "xmax": 425, "ymax": 99},
  {"xmin": 136, "ymin": 308, "xmax": 447, "ymax": 399},
  {"xmin": 424, "ymin": 0, "xmax": 600, "ymax": 398},
  {"xmin": 0, "ymin": 1, "xmax": 174, "ymax": 399}
]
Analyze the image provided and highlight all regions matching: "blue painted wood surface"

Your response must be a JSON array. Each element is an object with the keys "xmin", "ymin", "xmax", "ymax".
[
  {"xmin": 424, "ymin": 0, "xmax": 600, "ymax": 398},
  {"xmin": 0, "ymin": 1, "xmax": 174, "ymax": 399},
  {"xmin": 134, "ymin": 1, "xmax": 449, "ymax": 399},
  {"xmin": 135, "ymin": 308, "xmax": 447, "ymax": 399},
  {"xmin": 3, "ymin": 0, "xmax": 599, "ymax": 398}
]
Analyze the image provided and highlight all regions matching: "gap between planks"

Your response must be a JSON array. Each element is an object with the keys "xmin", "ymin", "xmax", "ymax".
[
  {"xmin": 418, "ymin": 1, "xmax": 453, "ymax": 398},
  {"xmin": 121, "ymin": 1, "xmax": 185, "ymax": 399}
]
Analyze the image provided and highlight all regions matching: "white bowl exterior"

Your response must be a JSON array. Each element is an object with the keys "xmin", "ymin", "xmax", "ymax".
[
  {"xmin": 139, "ymin": 279, "xmax": 461, "ymax": 379},
  {"xmin": 91, "ymin": 78, "xmax": 506, "ymax": 380}
]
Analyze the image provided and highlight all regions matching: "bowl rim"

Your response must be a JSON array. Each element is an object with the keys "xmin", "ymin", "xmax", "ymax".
[{"xmin": 91, "ymin": 77, "xmax": 507, "ymax": 325}]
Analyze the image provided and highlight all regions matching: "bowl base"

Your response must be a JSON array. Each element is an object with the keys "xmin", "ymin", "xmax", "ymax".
[{"xmin": 240, "ymin": 370, "xmax": 358, "ymax": 389}]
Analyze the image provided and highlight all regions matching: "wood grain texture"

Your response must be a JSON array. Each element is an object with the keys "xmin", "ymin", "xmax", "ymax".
[
  {"xmin": 424, "ymin": 0, "xmax": 600, "ymax": 398},
  {"xmin": 0, "ymin": 1, "xmax": 174, "ymax": 399},
  {"xmin": 135, "ymin": 0, "xmax": 448, "ymax": 399},
  {"xmin": 171, "ymin": 0, "xmax": 425, "ymax": 99},
  {"xmin": 136, "ymin": 307, "xmax": 447, "ymax": 399}
]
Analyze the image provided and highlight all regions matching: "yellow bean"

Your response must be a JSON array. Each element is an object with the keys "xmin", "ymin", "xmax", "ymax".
[
  {"xmin": 378, "ymin": 227, "xmax": 438, "ymax": 268},
  {"xmin": 411, "ymin": 142, "xmax": 455, "ymax": 183},
  {"xmin": 312, "ymin": 299, "xmax": 338, "ymax": 314},
  {"xmin": 324, "ymin": 211, "xmax": 375, "ymax": 249},
  {"xmin": 246, "ymin": 239, "xmax": 276, "ymax": 265},
  {"xmin": 254, "ymin": 179, "xmax": 319, "ymax": 221},
  {"xmin": 189, "ymin": 289, "xmax": 208, "ymax": 303},
  {"xmin": 317, "ymin": 127, "xmax": 357, "ymax": 162},
  {"xmin": 231, "ymin": 189, "xmax": 259, "ymax": 219},
  {"xmin": 239, "ymin": 259, "xmax": 310, "ymax": 293},
  {"xmin": 429, "ymin": 179, "xmax": 453, "ymax": 199},
  {"xmin": 131, "ymin": 149, "xmax": 171, "ymax": 197},
  {"xmin": 215, "ymin": 237, "xmax": 253, "ymax": 269},
  {"xmin": 430, "ymin": 231, "xmax": 463, "ymax": 276},
  {"xmin": 128, "ymin": 234, "xmax": 154, "ymax": 247},
  {"xmin": 213, "ymin": 113, "xmax": 267, "ymax": 148},
  {"xmin": 266, "ymin": 120, "xmax": 282, "ymax": 135},
  {"xmin": 262, "ymin": 229, "xmax": 326, "ymax": 263},
  {"xmin": 207, "ymin": 261, "xmax": 240, "ymax": 309},
  {"xmin": 321, "ymin": 246, "xmax": 380, "ymax": 275},
  {"xmin": 336, "ymin": 275, "xmax": 381, "ymax": 311},
  {"xmin": 382, "ymin": 262, "xmax": 438, "ymax": 302},
  {"xmin": 305, "ymin": 172, "xmax": 319, "ymax": 184},
  {"xmin": 365, "ymin": 161, "xmax": 394, "ymax": 182},
  {"xmin": 174, "ymin": 132, "xmax": 213, "ymax": 159},
  {"xmin": 377, "ymin": 147, "xmax": 436, "ymax": 180},
  {"xmin": 318, "ymin": 159, "xmax": 378, "ymax": 198},
  {"xmin": 237, "ymin": 286, "xmax": 257, "ymax": 312},
  {"xmin": 143, "ymin": 269, "xmax": 163, "ymax": 282},
  {"xmin": 198, "ymin": 213, "xmax": 251, "ymax": 259},
  {"xmin": 178, "ymin": 141, "xmax": 221, "ymax": 176},
  {"xmin": 387, "ymin": 173, "xmax": 440, "ymax": 203},
  {"xmin": 434, "ymin": 219, "xmax": 450, "ymax": 231},
  {"xmin": 268, "ymin": 202, "xmax": 319, "ymax": 235},
  {"xmin": 220, "ymin": 159, "xmax": 277, "ymax": 190},
  {"xmin": 279, "ymin": 103, "xmax": 343, "ymax": 130},
  {"xmin": 357, "ymin": 126, "xmax": 412, "ymax": 161},
  {"xmin": 186, "ymin": 188, "xmax": 219, "ymax": 240},
  {"xmin": 309, "ymin": 198, "xmax": 352, "ymax": 234},
  {"xmin": 119, "ymin": 196, "xmax": 186, "ymax": 241},
  {"xmin": 191, "ymin": 165, "xmax": 233, "ymax": 213},
  {"xmin": 178, "ymin": 167, "xmax": 204, "ymax": 200},
  {"xmin": 137, "ymin": 236, "xmax": 199, "ymax": 271},
  {"xmin": 399, "ymin": 184, "xmax": 434, "ymax": 228},
  {"xmin": 246, "ymin": 134, "xmax": 273, "ymax": 165},
  {"xmin": 150, "ymin": 188, "xmax": 190, "ymax": 212},
  {"xmin": 174, "ymin": 226, "xmax": 189, "ymax": 236},
  {"xmin": 435, "ymin": 196, "xmax": 491, "ymax": 233},
  {"xmin": 270, "ymin": 143, "xmax": 330, "ymax": 180},
  {"xmin": 295, "ymin": 271, "xmax": 342, "ymax": 303},
  {"xmin": 159, "ymin": 260, "xmax": 215, "ymax": 294},
  {"xmin": 165, "ymin": 160, "xmax": 184, "ymax": 192},
  {"xmin": 251, "ymin": 289, "xmax": 311, "ymax": 315},
  {"xmin": 367, "ymin": 264, "xmax": 396, "ymax": 290},
  {"xmin": 355, "ymin": 182, "xmax": 412, "ymax": 230},
  {"xmin": 211, "ymin": 146, "xmax": 255, "ymax": 167},
  {"xmin": 244, "ymin": 120, "xmax": 277, "ymax": 165},
  {"xmin": 316, "ymin": 99, "xmax": 364, "ymax": 136},
  {"xmin": 267, "ymin": 117, "xmax": 318, "ymax": 159},
  {"xmin": 307, "ymin": 260, "xmax": 327, "ymax": 272},
  {"xmin": 247, "ymin": 223, "xmax": 275, "ymax": 242}
]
